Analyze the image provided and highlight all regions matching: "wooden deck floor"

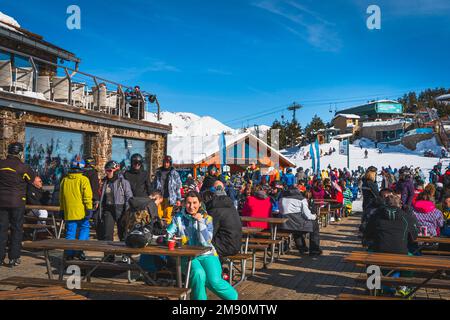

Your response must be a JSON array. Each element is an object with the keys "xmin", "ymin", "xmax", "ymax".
[{"xmin": 0, "ymin": 202, "xmax": 449, "ymax": 300}]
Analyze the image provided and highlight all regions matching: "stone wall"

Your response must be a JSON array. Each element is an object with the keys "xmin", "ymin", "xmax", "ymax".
[{"xmin": 0, "ymin": 107, "xmax": 167, "ymax": 176}]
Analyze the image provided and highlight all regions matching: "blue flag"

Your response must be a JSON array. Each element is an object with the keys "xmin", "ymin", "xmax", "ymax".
[
  {"xmin": 315, "ymin": 138, "xmax": 321, "ymax": 175},
  {"xmin": 219, "ymin": 132, "xmax": 227, "ymax": 172},
  {"xmin": 310, "ymin": 143, "xmax": 316, "ymax": 174}
]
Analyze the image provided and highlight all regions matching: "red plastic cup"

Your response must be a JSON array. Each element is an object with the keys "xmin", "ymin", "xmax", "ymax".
[{"xmin": 168, "ymin": 240, "xmax": 176, "ymax": 251}]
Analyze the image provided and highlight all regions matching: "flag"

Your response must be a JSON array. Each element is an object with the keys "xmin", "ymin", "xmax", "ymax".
[
  {"xmin": 310, "ymin": 143, "xmax": 316, "ymax": 174},
  {"xmin": 315, "ymin": 138, "xmax": 321, "ymax": 175},
  {"xmin": 219, "ymin": 132, "xmax": 227, "ymax": 172}
]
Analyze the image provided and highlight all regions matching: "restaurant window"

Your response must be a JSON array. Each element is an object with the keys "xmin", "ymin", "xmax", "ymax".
[
  {"xmin": 112, "ymin": 137, "xmax": 148, "ymax": 170},
  {"xmin": 24, "ymin": 126, "xmax": 84, "ymax": 186}
]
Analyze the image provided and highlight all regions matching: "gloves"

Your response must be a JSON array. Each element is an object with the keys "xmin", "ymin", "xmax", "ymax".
[{"xmin": 86, "ymin": 210, "xmax": 94, "ymax": 220}]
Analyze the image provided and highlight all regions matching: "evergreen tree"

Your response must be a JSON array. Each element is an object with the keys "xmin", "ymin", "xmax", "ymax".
[{"xmin": 304, "ymin": 115, "xmax": 326, "ymax": 142}]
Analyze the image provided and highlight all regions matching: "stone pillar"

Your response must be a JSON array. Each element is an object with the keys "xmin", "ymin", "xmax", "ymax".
[
  {"xmin": 91, "ymin": 127, "xmax": 112, "ymax": 171},
  {"xmin": 0, "ymin": 109, "xmax": 25, "ymax": 159}
]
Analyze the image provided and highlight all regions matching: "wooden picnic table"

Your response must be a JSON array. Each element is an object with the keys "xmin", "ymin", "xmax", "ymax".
[
  {"xmin": 25, "ymin": 205, "xmax": 63, "ymax": 238},
  {"xmin": 345, "ymin": 251, "xmax": 450, "ymax": 299},
  {"xmin": 241, "ymin": 216, "xmax": 288, "ymax": 264},
  {"xmin": 23, "ymin": 239, "xmax": 210, "ymax": 290},
  {"xmin": 416, "ymin": 236, "xmax": 450, "ymax": 245}
]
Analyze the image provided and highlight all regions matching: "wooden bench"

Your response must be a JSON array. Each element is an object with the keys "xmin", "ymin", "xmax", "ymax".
[
  {"xmin": 355, "ymin": 264, "xmax": 439, "ymax": 274},
  {"xmin": 246, "ymin": 244, "xmax": 269, "ymax": 268},
  {"xmin": 0, "ymin": 286, "xmax": 88, "ymax": 300},
  {"xmin": 223, "ymin": 253, "xmax": 255, "ymax": 287},
  {"xmin": 255, "ymin": 231, "xmax": 293, "ymax": 254},
  {"xmin": 242, "ymin": 238, "xmax": 283, "ymax": 262},
  {"xmin": 337, "ymin": 293, "xmax": 405, "ymax": 301},
  {"xmin": 0, "ymin": 276, "xmax": 191, "ymax": 300},
  {"xmin": 355, "ymin": 274, "xmax": 450, "ymax": 290},
  {"xmin": 421, "ymin": 250, "xmax": 450, "ymax": 257}
]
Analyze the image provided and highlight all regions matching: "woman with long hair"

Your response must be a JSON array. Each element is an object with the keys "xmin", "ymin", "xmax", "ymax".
[{"xmin": 166, "ymin": 191, "xmax": 238, "ymax": 301}]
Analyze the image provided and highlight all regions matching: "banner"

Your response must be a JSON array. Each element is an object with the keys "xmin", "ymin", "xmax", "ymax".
[
  {"xmin": 219, "ymin": 132, "xmax": 227, "ymax": 172},
  {"xmin": 315, "ymin": 138, "xmax": 321, "ymax": 175},
  {"xmin": 310, "ymin": 143, "xmax": 316, "ymax": 174},
  {"xmin": 339, "ymin": 140, "xmax": 349, "ymax": 156}
]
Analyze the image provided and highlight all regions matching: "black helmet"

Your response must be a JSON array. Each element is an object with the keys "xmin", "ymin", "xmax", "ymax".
[
  {"xmin": 367, "ymin": 166, "xmax": 377, "ymax": 173},
  {"xmin": 163, "ymin": 155, "xmax": 173, "ymax": 166},
  {"xmin": 8, "ymin": 142, "xmax": 23, "ymax": 156},
  {"xmin": 85, "ymin": 157, "xmax": 96, "ymax": 167},
  {"xmin": 105, "ymin": 160, "xmax": 120, "ymax": 171},
  {"xmin": 131, "ymin": 154, "xmax": 144, "ymax": 165}
]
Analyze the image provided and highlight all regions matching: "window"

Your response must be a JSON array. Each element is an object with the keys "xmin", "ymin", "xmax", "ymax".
[
  {"xmin": 25, "ymin": 126, "xmax": 84, "ymax": 186},
  {"xmin": 112, "ymin": 137, "xmax": 147, "ymax": 170}
]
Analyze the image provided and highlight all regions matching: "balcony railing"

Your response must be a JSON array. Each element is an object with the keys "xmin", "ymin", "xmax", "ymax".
[{"xmin": 0, "ymin": 45, "xmax": 161, "ymax": 121}]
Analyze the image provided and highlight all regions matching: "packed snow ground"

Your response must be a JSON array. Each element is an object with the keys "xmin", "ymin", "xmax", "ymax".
[{"xmin": 282, "ymin": 138, "xmax": 447, "ymax": 175}]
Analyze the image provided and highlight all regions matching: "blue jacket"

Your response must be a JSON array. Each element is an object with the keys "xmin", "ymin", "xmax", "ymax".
[
  {"xmin": 282, "ymin": 173, "xmax": 296, "ymax": 187},
  {"xmin": 153, "ymin": 167, "xmax": 182, "ymax": 206}
]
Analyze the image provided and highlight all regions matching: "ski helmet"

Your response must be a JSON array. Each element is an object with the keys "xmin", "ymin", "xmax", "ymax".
[
  {"xmin": 105, "ymin": 160, "xmax": 120, "ymax": 172},
  {"xmin": 7, "ymin": 142, "xmax": 23, "ymax": 156},
  {"xmin": 131, "ymin": 154, "xmax": 144, "ymax": 166},
  {"xmin": 71, "ymin": 159, "xmax": 86, "ymax": 170},
  {"xmin": 85, "ymin": 157, "xmax": 96, "ymax": 167},
  {"xmin": 163, "ymin": 155, "xmax": 173, "ymax": 166}
]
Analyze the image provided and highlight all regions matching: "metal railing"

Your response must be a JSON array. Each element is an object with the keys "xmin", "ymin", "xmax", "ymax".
[{"xmin": 0, "ymin": 45, "xmax": 161, "ymax": 121}]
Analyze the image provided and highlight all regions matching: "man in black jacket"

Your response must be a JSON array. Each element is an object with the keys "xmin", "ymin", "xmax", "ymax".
[
  {"xmin": 205, "ymin": 181, "xmax": 242, "ymax": 258},
  {"xmin": 364, "ymin": 193, "xmax": 419, "ymax": 254},
  {"xmin": 200, "ymin": 165, "xmax": 219, "ymax": 193},
  {"xmin": 124, "ymin": 154, "xmax": 152, "ymax": 197},
  {"xmin": 0, "ymin": 142, "xmax": 36, "ymax": 267},
  {"xmin": 83, "ymin": 157, "xmax": 100, "ymax": 210}
]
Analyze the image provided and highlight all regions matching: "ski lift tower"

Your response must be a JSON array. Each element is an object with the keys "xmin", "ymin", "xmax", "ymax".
[{"xmin": 288, "ymin": 102, "xmax": 303, "ymax": 148}]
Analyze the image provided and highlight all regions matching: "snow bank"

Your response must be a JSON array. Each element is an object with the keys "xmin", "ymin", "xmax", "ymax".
[{"xmin": 283, "ymin": 138, "xmax": 442, "ymax": 176}]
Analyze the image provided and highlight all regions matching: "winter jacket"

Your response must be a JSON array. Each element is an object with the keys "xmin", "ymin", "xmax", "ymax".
[
  {"xmin": 60, "ymin": 172, "xmax": 93, "ymax": 221},
  {"xmin": 241, "ymin": 192, "xmax": 272, "ymax": 230},
  {"xmin": 282, "ymin": 173, "xmax": 296, "ymax": 187},
  {"xmin": 83, "ymin": 167, "xmax": 100, "ymax": 202},
  {"xmin": 362, "ymin": 178, "xmax": 379, "ymax": 211},
  {"xmin": 296, "ymin": 171, "xmax": 306, "ymax": 184},
  {"xmin": 26, "ymin": 184, "xmax": 51, "ymax": 206},
  {"xmin": 166, "ymin": 208, "xmax": 216, "ymax": 256},
  {"xmin": 99, "ymin": 174, "xmax": 134, "ymax": 221},
  {"xmin": 412, "ymin": 200, "xmax": 445, "ymax": 237},
  {"xmin": 0, "ymin": 155, "xmax": 36, "ymax": 208},
  {"xmin": 365, "ymin": 205, "xmax": 419, "ymax": 254},
  {"xmin": 153, "ymin": 167, "xmax": 182, "ymax": 206},
  {"xmin": 206, "ymin": 195, "xmax": 242, "ymax": 257},
  {"xmin": 279, "ymin": 188, "xmax": 316, "ymax": 233},
  {"xmin": 312, "ymin": 187, "xmax": 325, "ymax": 201},
  {"xmin": 396, "ymin": 178, "xmax": 415, "ymax": 208},
  {"xmin": 124, "ymin": 168, "xmax": 152, "ymax": 197},
  {"xmin": 244, "ymin": 167, "xmax": 262, "ymax": 185},
  {"xmin": 200, "ymin": 174, "xmax": 218, "ymax": 193}
]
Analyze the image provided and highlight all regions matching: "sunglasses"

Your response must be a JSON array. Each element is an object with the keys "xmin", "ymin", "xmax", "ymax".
[{"xmin": 106, "ymin": 169, "xmax": 114, "ymax": 173}]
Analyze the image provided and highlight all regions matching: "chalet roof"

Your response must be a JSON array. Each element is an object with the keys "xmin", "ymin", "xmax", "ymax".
[{"xmin": 0, "ymin": 20, "xmax": 80, "ymax": 63}]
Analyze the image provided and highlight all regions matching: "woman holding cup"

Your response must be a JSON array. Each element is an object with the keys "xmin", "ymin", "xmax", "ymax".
[{"xmin": 166, "ymin": 191, "xmax": 238, "ymax": 301}]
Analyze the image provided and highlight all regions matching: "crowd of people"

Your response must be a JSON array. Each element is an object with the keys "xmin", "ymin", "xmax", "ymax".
[{"xmin": 1, "ymin": 140, "xmax": 449, "ymax": 300}]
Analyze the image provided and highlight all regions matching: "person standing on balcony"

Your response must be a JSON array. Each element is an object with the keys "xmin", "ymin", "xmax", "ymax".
[{"xmin": 0, "ymin": 142, "xmax": 36, "ymax": 267}]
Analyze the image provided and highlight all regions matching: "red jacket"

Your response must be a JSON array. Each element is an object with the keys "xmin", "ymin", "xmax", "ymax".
[{"xmin": 242, "ymin": 195, "xmax": 272, "ymax": 230}]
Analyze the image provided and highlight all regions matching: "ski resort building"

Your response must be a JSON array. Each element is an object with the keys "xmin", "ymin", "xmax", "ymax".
[
  {"xmin": 336, "ymin": 100, "xmax": 404, "ymax": 121},
  {"xmin": 168, "ymin": 132, "xmax": 295, "ymax": 177},
  {"xmin": 0, "ymin": 15, "xmax": 170, "ymax": 187}
]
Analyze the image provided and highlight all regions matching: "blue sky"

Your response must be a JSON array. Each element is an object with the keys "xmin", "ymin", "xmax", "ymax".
[{"xmin": 3, "ymin": 0, "xmax": 450, "ymax": 128}]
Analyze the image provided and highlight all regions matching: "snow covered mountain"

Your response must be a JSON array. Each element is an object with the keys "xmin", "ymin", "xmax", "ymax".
[{"xmin": 145, "ymin": 111, "xmax": 270, "ymax": 137}]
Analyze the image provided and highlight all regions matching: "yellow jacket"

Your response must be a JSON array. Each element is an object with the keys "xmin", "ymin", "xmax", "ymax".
[{"xmin": 60, "ymin": 172, "xmax": 93, "ymax": 221}]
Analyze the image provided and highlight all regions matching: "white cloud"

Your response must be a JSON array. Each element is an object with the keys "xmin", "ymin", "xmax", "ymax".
[
  {"xmin": 252, "ymin": 0, "xmax": 342, "ymax": 52},
  {"xmin": 207, "ymin": 68, "xmax": 232, "ymax": 76}
]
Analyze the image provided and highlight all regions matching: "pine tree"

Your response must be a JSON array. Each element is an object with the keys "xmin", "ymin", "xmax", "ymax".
[{"xmin": 304, "ymin": 115, "xmax": 326, "ymax": 142}]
